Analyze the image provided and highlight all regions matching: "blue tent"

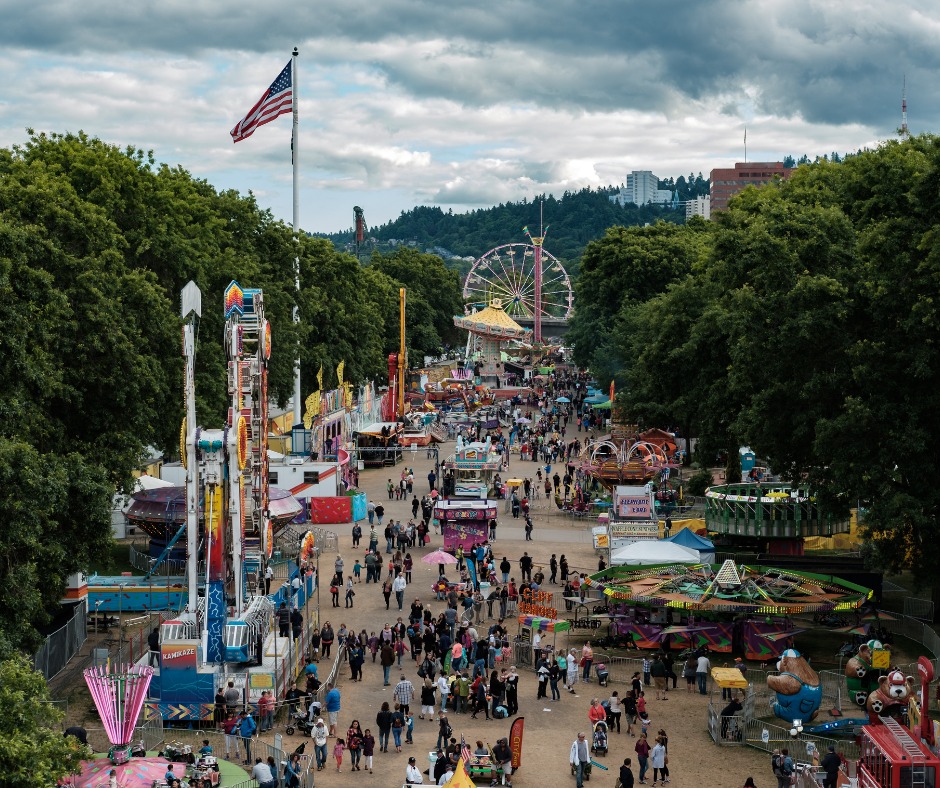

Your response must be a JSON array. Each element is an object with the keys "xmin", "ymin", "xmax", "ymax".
[
  {"xmin": 585, "ymin": 394, "xmax": 609, "ymax": 405},
  {"xmin": 665, "ymin": 528, "xmax": 715, "ymax": 562}
]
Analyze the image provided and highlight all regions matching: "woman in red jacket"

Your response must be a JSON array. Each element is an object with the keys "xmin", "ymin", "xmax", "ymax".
[{"xmin": 588, "ymin": 697, "xmax": 607, "ymax": 725}]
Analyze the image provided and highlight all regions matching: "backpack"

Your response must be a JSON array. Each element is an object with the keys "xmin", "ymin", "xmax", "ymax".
[{"xmin": 781, "ymin": 758, "xmax": 794, "ymax": 777}]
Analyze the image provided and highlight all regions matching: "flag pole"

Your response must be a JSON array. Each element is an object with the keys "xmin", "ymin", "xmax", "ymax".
[{"xmin": 291, "ymin": 46, "xmax": 302, "ymax": 427}]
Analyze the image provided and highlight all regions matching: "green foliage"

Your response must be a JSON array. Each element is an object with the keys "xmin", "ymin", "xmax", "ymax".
[
  {"xmin": 369, "ymin": 247, "xmax": 465, "ymax": 358},
  {"xmin": 608, "ymin": 134, "xmax": 940, "ymax": 589},
  {"xmin": 685, "ymin": 469, "xmax": 714, "ymax": 497},
  {"xmin": 324, "ymin": 188, "xmax": 687, "ymax": 272},
  {"xmin": 568, "ymin": 219, "xmax": 712, "ymax": 382},
  {"xmin": 0, "ymin": 130, "xmax": 464, "ymax": 653},
  {"xmin": 0, "ymin": 656, "xmax": 90, "ymax": 784}
]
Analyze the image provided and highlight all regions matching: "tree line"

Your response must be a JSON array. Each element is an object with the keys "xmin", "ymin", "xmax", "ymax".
[
  {"xmin": 323, "ymin": 187, "xmax": 688, "ymax": 273},
  {"xmin": 570, "ymin": 134, "xmax": 940, "ymax": 593},
  {"xmin": 0, "ymin": 131, "xmax": 462, "ymax": 662}
]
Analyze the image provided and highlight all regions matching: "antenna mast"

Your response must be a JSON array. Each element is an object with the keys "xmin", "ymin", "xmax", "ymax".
[{"xmin": 901, "ymin": 76, "xmax": 909, "ymax": 138}]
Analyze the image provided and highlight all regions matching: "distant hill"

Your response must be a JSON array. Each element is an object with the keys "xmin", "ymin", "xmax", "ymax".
[{"xmin": 320, "ymin": 187, "xmax": 694, "ymax": 277}]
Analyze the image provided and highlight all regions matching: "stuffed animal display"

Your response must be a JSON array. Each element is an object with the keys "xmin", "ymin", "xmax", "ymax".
[{"xmin": 767, "ymin": 648, "xmax": 822, "ymax": 723}]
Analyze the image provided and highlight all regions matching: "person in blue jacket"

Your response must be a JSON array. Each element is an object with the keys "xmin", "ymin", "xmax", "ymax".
[{"xmin": 238, "ymin": 710, "xmax": 257, "ymax": 764}]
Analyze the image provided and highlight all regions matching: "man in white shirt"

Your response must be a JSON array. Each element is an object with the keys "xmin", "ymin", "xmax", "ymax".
[
  {"xmin": 392, "ymin": 573, "xmax": 408, "ymax": 610},
  {"xmin": 436, "ymin": 675, "xmax": 450, "ymax": 714},
  {"xmin": 696, "ymin": 652, "xmax": 712, "ymax": 695},
  {"xmin": 438, "ymin": 765, "xmax": 455, "ymax": 785},
  {"xmin": 250, "ymin": 757, "xmax": 277, "ymax": 788},
  {"xmin": 406, "ymin": 756, "xmax": 424, "ymax": 784}
]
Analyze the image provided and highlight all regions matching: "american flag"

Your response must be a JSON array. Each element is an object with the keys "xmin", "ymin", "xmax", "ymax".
[
  {"xmin": 459, "ymin": 735, "xmax": 472, "ymax": 765},
  {"xmin": 230, "ymin": 61, "xmax": 293, "ymax": 143}
]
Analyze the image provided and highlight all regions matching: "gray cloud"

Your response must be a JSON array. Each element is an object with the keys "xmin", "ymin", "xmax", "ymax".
[{"xmin": 4, "ymin": 0, "xmax": 939, "ymax": 130}]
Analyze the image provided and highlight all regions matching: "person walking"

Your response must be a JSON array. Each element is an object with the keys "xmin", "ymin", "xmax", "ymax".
[
  {"xmin": 608, "ymin": 691, "xmax": 623, "ymax": 733},
  {"xmin": 346, "ymin": 720, "xmax": 363, "ymax": 771},
  {"xmin": 570, "ymin": 732, "xmax": 591, "ymax": 788},
  {"xmin": 635, "ymin": 732, "xmax": 651, "ymax": 784},
  {"xmin": 375, "ymin": 702, "xmax": 393, "ymax": 753},
  {"xmin": 324, "ymin": 683, "xmax": 341, "ymax": 736},
  {"xmin": 566, "ymin": 649, "xmax": 579, "ymax": 693},
  {"xmin": 393, "ymin": 572, "xmax": 407, "ymax": 610},
  {"xmin": 312, "ymin": 718, "xmax": 328, "ymax": 770},
  {"xmin": 581, "ymin": 641, "xmax": 594, "ymax": 682},
  {"xmin": 821, "ymin": 745, "xmax": 841, "ymax": 788},
  {"xmin": 696, "ymin": 651, "xmax": 711, "ymax": 695},
  {"xmin": 619, "ymin": 759, "xmax": 635, "ymax": 788},
  {"xmin": 395, "ymin": 674, "xmax": 415, "ymax": 715},
  {"xmin": 362, "ymin": 728, "xmax": 376, "ymax": 774}
]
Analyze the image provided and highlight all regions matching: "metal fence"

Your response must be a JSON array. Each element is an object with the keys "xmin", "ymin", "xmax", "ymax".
[
  {"xmin": 740, "ymin": 716, "xmax": 860, "ymax": 761},
  {"xmin": 33, "ymin": 600, "xmax": 87, "ymax": 681},
  {"xmin": 158, "ymin": 727, "xmax": 310, "ymax": 787},
  {"xmin": 82, "ymin": 716, "xmax": 165, "ymax": 754},
  {"xmin": 128, "ymin": 542, "xmax": 193, "ymax": 576},
  {"xmin": 903, "ymin": 597, "xmax": 935, "ymax": 622}
]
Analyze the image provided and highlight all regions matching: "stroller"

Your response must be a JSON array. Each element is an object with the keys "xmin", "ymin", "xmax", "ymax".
[
  {"xmin": 284, "ymin": 709, "xmax": 314, "ymax": 737},
  {"xmin": 595, "ymin": 662, "xmax": 609, "ymax": 687},
  {"xmin": 591, "ymin": 720, "xmax": 609, "ymax": 756}
]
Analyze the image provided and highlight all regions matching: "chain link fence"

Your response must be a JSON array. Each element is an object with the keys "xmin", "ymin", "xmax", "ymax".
[{"xmin": 33, "ymin": 600, "xmax": 88, "ymax": 681}]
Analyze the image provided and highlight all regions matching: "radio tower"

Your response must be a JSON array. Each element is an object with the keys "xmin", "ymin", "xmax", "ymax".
[{"xmin": 901, "ymin": 75, "xmax": 909, "ymax": 138}]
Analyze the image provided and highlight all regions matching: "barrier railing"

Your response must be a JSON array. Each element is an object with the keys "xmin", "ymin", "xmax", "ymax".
[{"xmin": 33, "ymin": 600, "xmax": 87, "ymax": 681}]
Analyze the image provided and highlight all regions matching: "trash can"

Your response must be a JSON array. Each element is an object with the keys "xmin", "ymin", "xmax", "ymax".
[{"xmin": 429, "ymin": 750, "xmax": 438, "ymax": 775}]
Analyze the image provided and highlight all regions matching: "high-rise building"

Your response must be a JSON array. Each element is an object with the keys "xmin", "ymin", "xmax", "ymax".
[
  {"xmin": 609, "ymin": 170, "xmax": 673, "ymax": 206},
  {"xmin": 685, "ymin": 195, "xmax": 711, "ymax": 220},
  {"xmin": 709, "ymin": 162, "xmax": 793, "ymax": 212}
]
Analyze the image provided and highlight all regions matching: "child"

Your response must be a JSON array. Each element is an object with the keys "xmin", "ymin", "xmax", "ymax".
[
  {"xmin": 353, "ymin": 559, "xmax": 362, "ymax": 583},
  {"xmin": 333, "ymin": 738, "xmax": 345, "ymax": 771},
  {"xmin": 362, "ymin": 728, "xmax": 375, "ymax": 774},
  {"xmin": 637, "ymin": 691, "xmax": 647, "ymax": 717},
  {"xmin": 639, "ymin": 712, "xmax": 652, "ymax": 737},
  {"xmin": 368, "ymin": 632, "xmax": 379, "ymax": 662},
  {"xmin": 405, "ymin": 712, "xmax": 415, "ymax": 744}
]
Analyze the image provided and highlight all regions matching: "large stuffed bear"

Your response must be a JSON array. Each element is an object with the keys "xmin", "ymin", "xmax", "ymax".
[
  {"xmin": 767, "ymin": 648, "xmax": 822, "ymax": 723},
  {"xmin": 845, "ymin": 639, "xmax": 884, "ymax": 708},
  {"xmin": 866, "ymin": 669, "xmax": 915, "ymax": 720}
]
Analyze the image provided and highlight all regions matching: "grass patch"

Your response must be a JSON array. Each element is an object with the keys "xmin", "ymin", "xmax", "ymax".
[{"xmin": 86, "ymin": 540, "xmax": 138, "ymax": 577}]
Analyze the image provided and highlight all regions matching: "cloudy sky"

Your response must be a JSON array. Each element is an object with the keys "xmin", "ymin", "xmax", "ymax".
[{"xmin": 1, "ymin": 1, "xmax": 932, "ymax": 233}]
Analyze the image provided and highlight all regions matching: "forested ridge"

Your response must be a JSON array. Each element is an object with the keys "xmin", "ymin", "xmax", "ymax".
[
  {"xmin": 323, "ymin": 187, "xmax": 690, "ymax": 272},
  {"xmin": 571, "ymin": 134, "xmax": 940, "ymax": 597}
]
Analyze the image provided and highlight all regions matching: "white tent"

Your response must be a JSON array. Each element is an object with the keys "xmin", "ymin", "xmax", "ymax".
[{"xmin": 609, "ymin": 540, "xmax": 700, "ymax": 566}]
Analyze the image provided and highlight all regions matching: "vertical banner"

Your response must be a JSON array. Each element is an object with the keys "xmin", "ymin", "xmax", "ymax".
[{"xmin": 510, "ymin": 716, "xmax": 525, "ymax": 769}]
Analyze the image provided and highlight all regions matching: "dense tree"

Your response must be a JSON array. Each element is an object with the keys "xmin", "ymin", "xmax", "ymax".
[
  {"xmin": 324, "ymin": 187, "xmax": 688, "ymax": 270},
  {"xmin": 369, "ymin": 247, "xmax": 465, "ymax": 358},
  {"xmin": 607, "ymin": 135, "xmax": 940, "ymax": 605},
  {"xmin": 0, "ymin": 655, "xmax": 90, "ymax": 784},
  {"xmin": 0, "ymin": 130, "xmax": 464, "ymax": 653},
  {"xmin": 568, "ymin": 220, "xmax": 711, "ymax": 383}
]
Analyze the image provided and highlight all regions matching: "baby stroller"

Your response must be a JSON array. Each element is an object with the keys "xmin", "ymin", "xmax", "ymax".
[
  {"xmin": 591, "ymin": 720, "xmax": 609, "ymax": 756},
  {"xmin": 595, "ymin": 662, "xmax": 609, "ymax": 687}
]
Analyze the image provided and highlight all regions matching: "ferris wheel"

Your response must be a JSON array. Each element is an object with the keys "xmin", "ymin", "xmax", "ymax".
[{"xmin": 463, "ymin": 242, "xmax": 574, "ymax": 320}]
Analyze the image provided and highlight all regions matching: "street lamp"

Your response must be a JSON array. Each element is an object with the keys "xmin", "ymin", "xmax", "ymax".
[{"xmin": 789, "ymin": 718, "xmax": 803, "ymax": 737}]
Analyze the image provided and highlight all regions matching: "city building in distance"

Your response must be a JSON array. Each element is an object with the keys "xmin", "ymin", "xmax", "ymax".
[
  {"xmin": 609, "ymin": 170, "xmax": 674, "ymax": 206},
  {"xmin": 709, "ymin": 162, "xmax": 793, "ymax": 212},
  {"xmin": 685, "ymin": 195, "xmax": 711, "ymax": 220}
]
